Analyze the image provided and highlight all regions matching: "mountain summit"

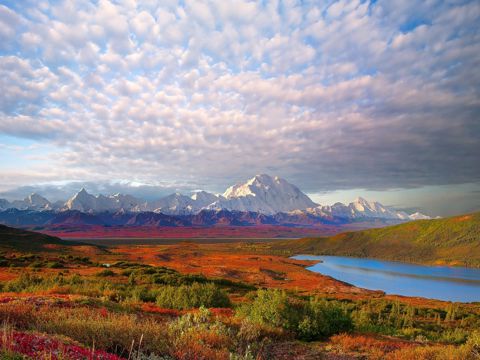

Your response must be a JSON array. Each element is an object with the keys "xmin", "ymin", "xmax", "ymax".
[{"xmin": 209, "ymin": 174, "xmax": 318, "ymax": 215}]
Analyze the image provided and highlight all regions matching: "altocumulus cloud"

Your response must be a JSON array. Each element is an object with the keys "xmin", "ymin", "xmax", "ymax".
[{"xmin": 0, "ymin": 0, "xmax": 479, "ymax": 194}]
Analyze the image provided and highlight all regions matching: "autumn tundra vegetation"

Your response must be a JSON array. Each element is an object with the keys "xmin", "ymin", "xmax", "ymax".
[{"xmin": 0, "ymin": 225, "xmax": 478, "ymax": 359}]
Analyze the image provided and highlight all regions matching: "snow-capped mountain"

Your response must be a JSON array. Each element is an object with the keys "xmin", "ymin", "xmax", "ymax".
[
  {"xmin": 207, "ymin": 174, "xmax": 318, "ymax": 215},
  {"xmin": 62, "ymin": 188, "xmax": 220, "ymax": 215},
  {"xmin": 302, "ymin": 197, "xmax": 427, "ymax": 221},
  {"xmin": 0, "ymin": 199, "xmax": 10, "ymax": 211},
  {"xmin": 64, "ymin": 188, "xmax": 140, "ymax": 212},
  {"xmin": 408, "ymin": 212, "xmax": 431, "ymax": 220},
  {"xmin": 0, "ymin": 175, "xmax": 431, "ymax": 220},
  {"xmin": 148, "ymin": 193, "xmax": 197, "ymax": 215},
  {"xmin": 6, "ymin": 193, "xmax": 53, "ymax": 211},
  {"xmin": 191, "ymin": 191, "xmax": 219, "ymax": 207}
]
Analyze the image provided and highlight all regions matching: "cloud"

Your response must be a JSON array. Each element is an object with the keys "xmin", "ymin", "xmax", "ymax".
[{"xmin": 0, "ymin": 0, "xmax": 478, "ymax": 202}]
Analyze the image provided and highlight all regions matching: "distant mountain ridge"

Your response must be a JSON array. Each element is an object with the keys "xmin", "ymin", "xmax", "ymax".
[
  {"xmin": 0, "ymin": 174, "xmax": 430, "ymax": 221},
  {"xmin": 0, "ymin": 208, "xmax": 404, "ymax": 229},
  {"xmin": 304, "ymin": 197, "xmax": 412, "ymax": 221}
]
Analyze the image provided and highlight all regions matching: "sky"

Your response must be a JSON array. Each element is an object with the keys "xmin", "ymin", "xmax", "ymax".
[{"xmin": 0, "ymin": 0, "xmax": 479, "ymax": 216}]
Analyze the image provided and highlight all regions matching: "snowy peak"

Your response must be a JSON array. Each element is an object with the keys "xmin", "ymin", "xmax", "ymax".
[
  {"xmin": 24, "ymin": 193, "xmax": 52, "ymax": 210},
  {"xmin": 305, "ymin": 197, "xmax": 430, "ymax": 221},
  {"xmin": 190, "ymin": 191, "xmax": 219, "ymax": 206},
  {"xmin": 213, "ymin": 174, "xmax": 318, "ymax": 215},
  {"xmin": 26, "ymin": 193, "xmax": 49, "ymax": 205},
  {"xmin": 7, "ymin": 193, "xmax": 52, "ymax": 211},
  {"xmin": 352, "ymin": 197, "xmax": 375, "ymax": 211},
  {"xmin": 409, "ymin": 212, "xmax": 431, "ymax": 220},
  {"xmin": 147, "ymin": 191, "xmax": 220, "ymax": 215},
  {"xmin": 148, "ymin": 193, "xmax": 194, "ymax": 215},
  {"xmin": 65, "ymin": 188, "xmax": 98, "ymax": 212},
  {"xmin": 349, "ymin": 197, "xmax": 401, "ymax": 218},
  {"xmin": 65, "ymin": 189, "xmax": 142, "ymax": 212},
  {"xmin": 224, "ymin": 174, "xmax": 292, "ymax": 198}
]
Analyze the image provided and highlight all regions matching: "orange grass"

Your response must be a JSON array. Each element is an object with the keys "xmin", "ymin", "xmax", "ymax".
[{"xmin": 112, "ymin": 242, "xmax": 373, "ymax": 297}]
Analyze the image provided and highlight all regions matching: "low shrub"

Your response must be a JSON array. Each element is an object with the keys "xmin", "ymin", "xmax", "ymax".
[
  {"xmin": 46, "ymin": 261, "xmax": 64, "ymax": 269},
  {"xmin": 155, "ymin": 283, "xmax": 231, "ymax": 310},
  {"xmin": 3, "ymin": 273, "xmax": 43, "ymax": 292},
  {"xmin": 167, "ymin": 307, "xmax": 233, "ymax": 360},
  {"xmin": 240, "ymin": 289, "xmax": 353, "ymax": 341},
  {"xmin": 97, "ymin": 269, "xmax": 116, "ymax": 277},
  {"xmin": 297, "ymin": 298, "xmax": 353, "ymax": 340}
]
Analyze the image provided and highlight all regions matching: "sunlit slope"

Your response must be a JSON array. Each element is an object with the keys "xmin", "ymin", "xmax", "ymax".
[{"xmin": 269, "ymin": 212, "xmax": 480, "ymax": 267}]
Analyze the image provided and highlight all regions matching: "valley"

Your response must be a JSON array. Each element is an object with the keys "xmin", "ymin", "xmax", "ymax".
[{"xmin": 0, "ymin": 221, "xmax": 479, "ymax": 359}]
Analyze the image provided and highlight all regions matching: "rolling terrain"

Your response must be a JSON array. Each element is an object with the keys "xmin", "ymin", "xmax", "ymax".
[
  {"xmin": 0, "ymin": 225, "xmax": 478, "ymax": 359},
  {"xmin": 259, "ymin": 212, "xmax": 480, "ymax": 267}
]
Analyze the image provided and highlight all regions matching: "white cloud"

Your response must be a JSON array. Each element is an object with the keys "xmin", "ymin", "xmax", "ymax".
[{"xmin": 0, "ymin": 0, "xmax": 478, "ymax": 198}]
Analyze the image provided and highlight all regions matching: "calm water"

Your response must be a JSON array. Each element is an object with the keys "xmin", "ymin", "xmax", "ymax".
[{"xmin": 293, "ymin": 255, "xmax": 480, "ymax": 302}]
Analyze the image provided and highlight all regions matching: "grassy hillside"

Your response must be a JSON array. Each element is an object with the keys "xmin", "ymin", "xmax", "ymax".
[
  {"xmin": 0, "ymin": 224, "xmax": 87, "ymax": 252},
  {"xmin": 264, "ymin": 212, "xmax": 480, "ymax": 267}
]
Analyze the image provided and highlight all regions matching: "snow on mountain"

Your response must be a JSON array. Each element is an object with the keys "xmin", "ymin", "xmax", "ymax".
[
  {"xmin": 0, "ymin": 175, "xmax": 431, "ymax": 220},
  {"xmin": 347, "ymin": 197, "xmax": 411, "ymax": 220},
  {"xmin": 409, "ymin": 212, "xmax": 431, "ymax": 220},
  {"xmin": 131, "ymin": 191, "xmax": 219, "ymax": 215},
  {"xmin": 25, "ymin": 193, "xmax": 53, "ymax": 210},
  {"xmin": 0, "ymin": 199, "xmax": 11, "ymax": 210},
  {"xmin": 304, "ymin": 197, "xmax": 429, "ymax": 221},
  {"xmin": 63, "ymin": 188, "xmax": 220, "ymax": 215},
  {"xmin": 8, "ymin": 193, "xmax": 52, "ymax": 211},
  {"xmin": 207, "ymin": 174, "xmax": 318, "ymax": 215},
  {"xmin": 64, "ymin": 188, "xmax": 141, "ymax": 212},
  {"xmin": 149, "ymin": 193, "xmax": 196, "ymax": 215},
  {"xmin": 167, "ymin": 191, "xmax": 220, "ymax": 214},
  {"xmin": 191, "ymin": 191, "xmax": 219, "ymax": 207}
]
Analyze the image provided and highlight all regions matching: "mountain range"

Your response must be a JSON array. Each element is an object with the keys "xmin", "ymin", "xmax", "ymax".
[{"xmin": 0, "ymin": 174, "xmax": 429, "ymax": 223}]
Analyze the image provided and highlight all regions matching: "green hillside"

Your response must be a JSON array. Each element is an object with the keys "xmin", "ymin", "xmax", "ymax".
[
  {"xmin": 0, "ymin": 224, "xmax": 86, "ymax": 252},
  {"xmin": 266, "ymin": 212, "xmax": 480, "ymax": 267}
]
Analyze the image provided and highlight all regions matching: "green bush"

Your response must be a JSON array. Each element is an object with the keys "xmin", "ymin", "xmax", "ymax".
[
  {"xmin": 156, "ymin": 283, "xmax": 231, "ymax": 309},
  {"xmin": 240, "ymin": 289, "xmax": 352, "ymax": 341},
  {"xmin": 96, "ymin": 269, "xmax": 115, "ymax": 277},
  {"xmin": 296, "ymin": 298, "xmax": 353, "ymax": 340},
  {"xmin": 153, "ymin": 273, "xmax": 207, "ymax": 285},
  {"xmin": 241, "ymin": 289, "xmax": 292, "ymax": 328},
  {"xmin": 46, "ymin": 261, "xmax": 64, "ymax": 269},
  {"xmin": 3, "ymin": 273, "xmax": 43, "ymax": 292}
]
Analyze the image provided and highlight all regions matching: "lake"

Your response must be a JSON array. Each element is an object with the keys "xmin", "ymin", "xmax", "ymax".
[{"xmin": 293, "ymin": 255, "xmax": 480, "ymax": 302}]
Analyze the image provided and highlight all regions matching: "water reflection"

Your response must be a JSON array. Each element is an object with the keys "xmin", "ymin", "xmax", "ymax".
[{"xmin": 293, "ymin": 255, "xmax": 480, "ymax": 302}]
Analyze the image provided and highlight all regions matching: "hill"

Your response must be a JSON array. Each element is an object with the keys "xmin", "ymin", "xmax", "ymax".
[
  {"xmin": 263, "ymin": 212, "xmax": 480, "ymax": 267},
  {"xmin": 0, "ymin": 224, "xmax": 89, "ymax": 252}
]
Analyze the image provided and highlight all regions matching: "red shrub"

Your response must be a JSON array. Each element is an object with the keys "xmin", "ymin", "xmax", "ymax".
[
  {"xmin": 140, "ymin": 303, "xmax": 181, "ymax": 316},
  {"xmin": 2, "ymin": 331, "xmax": 126, "ymax": 360}
]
